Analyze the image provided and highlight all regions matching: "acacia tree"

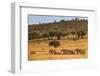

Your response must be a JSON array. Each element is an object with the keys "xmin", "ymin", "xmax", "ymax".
[
  {"xmin": 76, "ymin": 31, "xmax": 86, "ymax": 39},
  {"xmin": 28, "ymin": 32, "xmax": 40, "ymax": 40},
  {"xmin": 48, "ymin": 31, "xmax": 69, "ymax": 40},
  {"xmin": 60, "ymin": 19, "xmax": 65, "ymax": 22},
  {"xmin": 28, "ymin": 33, "xmax": 33, "ymax": 40},
  {"xmin": 43, "ymin": 33, "xmax": 49, "ymax": 40},
  {"xmin": 71, "ymin": 31, "xmax": 76, "ymax": 35},
  {"xmin": 49, "ymin": 32, "xmax": 62, "ymax": 40}
]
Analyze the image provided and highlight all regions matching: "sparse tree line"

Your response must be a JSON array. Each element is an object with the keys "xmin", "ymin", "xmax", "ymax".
[{"xmin": 28, "ymin": 30, "xmax": 87, "ymax": 40}]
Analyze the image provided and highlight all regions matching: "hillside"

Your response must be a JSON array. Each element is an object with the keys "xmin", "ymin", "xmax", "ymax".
[
  {"xmin": 28, "ymin": 19, "xmax": 88, "ymax": 40},
  {"xmin": 28, "ymin": 19, "xmax": 88, "ymax": 33}
]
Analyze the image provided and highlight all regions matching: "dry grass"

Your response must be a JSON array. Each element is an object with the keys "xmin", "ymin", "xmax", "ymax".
[{"xmin": 28, "ymin": 38, "xmax": 88, "ymax": 60}]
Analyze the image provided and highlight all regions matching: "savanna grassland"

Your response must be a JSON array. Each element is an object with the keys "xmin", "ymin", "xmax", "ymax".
[{"xmin": 28, "ymin": 18, "xmax": 88, "ymax": 60}]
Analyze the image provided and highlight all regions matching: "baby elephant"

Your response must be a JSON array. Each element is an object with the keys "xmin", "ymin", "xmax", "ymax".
[
  {"xmin": 49, "ymin": 49, "xmax": 63, "ymax": 55},
  {"xmin": 61, "ymin": 49, "xmax": 75, "ymax": 55},
  {"xmin": 75, "ymin": 49, "xmax": 86, "ymax": 55},
  {"xmin": 49, "ymin": 49, "xmax": 56, "ymax": 54}
]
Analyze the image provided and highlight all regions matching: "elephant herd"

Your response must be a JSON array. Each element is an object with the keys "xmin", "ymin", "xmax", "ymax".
[
  {"xmin": 30, "ymin": 49, "xmax": 86, "ymax": 55},
  {"xmin": 49, "ymin": 49, "xmax": 86, "ymax": 55}
]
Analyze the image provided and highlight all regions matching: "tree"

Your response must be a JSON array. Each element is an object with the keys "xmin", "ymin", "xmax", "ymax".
[
  {"xmin": 39, "ymin": 22, "xmax": 41, "ymax": 24},
  {"xmin": 28, "ymin": 33, "xmax": 33, "ymax": 40},
  {"xmin": 71, "ymin": 31, "xmax": 76, "ymax": 35},
  {"xmin": 60, "ymin": 19, "xmax": 65, "ymax": 22},
  {"xmin": 54, "ymin": 20, "xmax": 56, "ymax": 23},
  {"xmin": 48, "ymin": 32, "xmax": 69, "ymax": 40},
  {"xmin": 43, "ymin": 33, "xmax": 49, "ymax": 40},
  {"xmin": 76, "ymin": 31, "xmax": 86, "ymax": 39},
  {"xmin": 32, "ymin": 32, "xmax": 40, "ymax": 39},
  {"xmin": 75, "ymin": 18, "xmax": 79, "ymax": 21},
  {"xmin": 49, "ymin": 32, "xmax": 62, "ymax": 40},
  {"xmin": 49, "ymin": 31, "xmax": 55, "ymax": 37}
]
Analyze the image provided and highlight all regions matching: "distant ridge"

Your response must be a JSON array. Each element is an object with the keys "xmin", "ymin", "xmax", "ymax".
[{"xmin": 28, "ymin": 19, "xmax": 88, "ymax": 34}]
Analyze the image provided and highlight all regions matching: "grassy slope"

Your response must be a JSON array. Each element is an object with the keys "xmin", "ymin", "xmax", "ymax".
[{"xmin": 28, "ymin": 38, "xmax": 88, "ymax": 60}]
